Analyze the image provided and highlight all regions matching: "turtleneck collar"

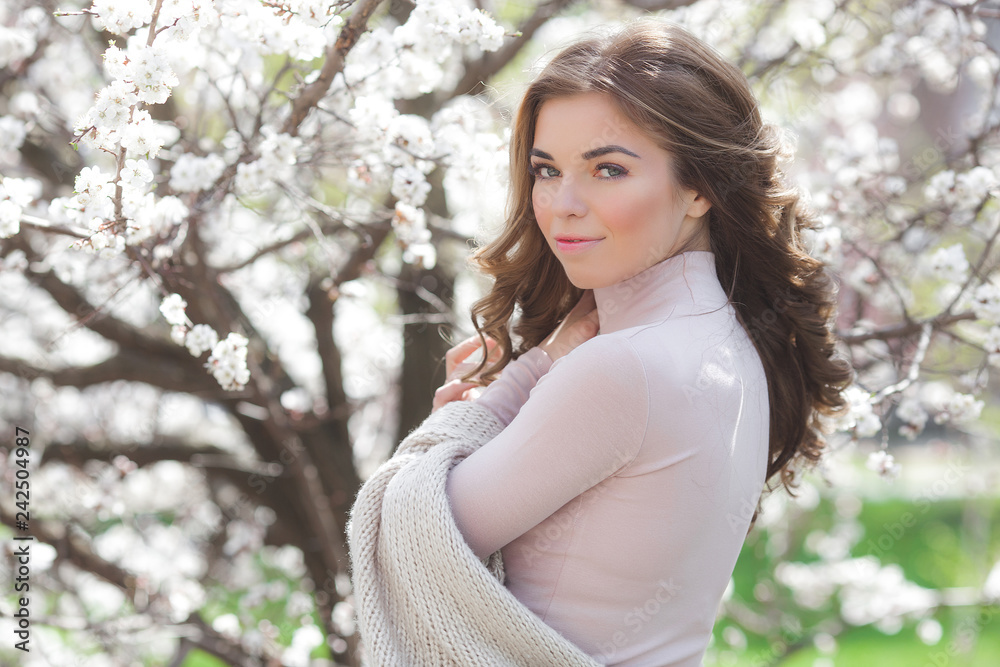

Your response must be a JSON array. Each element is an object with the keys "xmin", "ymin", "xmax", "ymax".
[{"xmin": 594, "ymin": 251, "xmax": 730, "ymax": 335}]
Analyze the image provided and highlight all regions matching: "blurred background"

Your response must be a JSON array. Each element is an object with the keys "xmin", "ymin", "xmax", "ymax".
[{"xmin": 0, "ymin": 0, "xmax": 999, "ymax": 665}]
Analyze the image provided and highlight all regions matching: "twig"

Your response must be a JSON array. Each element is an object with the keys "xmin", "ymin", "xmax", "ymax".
[
  {"xmin": 837, "ymin": 310, "xmax": 974, "ymax": 344},
  {"xmin": 18, "ymin": 214, "xmax": 90, "ymax": 238},
  {"xmin": 873, "ymin": 322, "xmax": 933, "ymax": 402}
]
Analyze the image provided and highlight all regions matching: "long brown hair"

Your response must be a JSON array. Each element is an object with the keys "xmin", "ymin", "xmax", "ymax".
[{"xmin": 462, "ymin": 20, "xmax": 852, "ymax": 491}]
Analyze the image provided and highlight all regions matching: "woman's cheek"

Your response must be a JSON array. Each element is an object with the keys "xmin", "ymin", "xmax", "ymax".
[
  {"xmin": 532, "ymin": 186, "xmax": 548, "ymax": 218},
  {"xmin": 532, "ymin": 191, "xmax": 551, "ymax": 227}
]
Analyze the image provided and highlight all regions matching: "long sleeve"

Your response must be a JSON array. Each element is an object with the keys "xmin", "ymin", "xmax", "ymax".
[
  {"xmin": 447, "ymin": 335, "xmax": 649, "ymax": 559},
  {"xmin": 347, "ymin": 399, "xmax": 602, "ymax": 667},
  {"xmin": 474, "ymin": 346, "xmax": 553, "ymax": 425}
]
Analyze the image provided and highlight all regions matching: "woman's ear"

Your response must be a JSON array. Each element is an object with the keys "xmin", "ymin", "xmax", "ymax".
[{"xmin": 686, "ymin": 192, "xmax": 712, "ymax": 219}]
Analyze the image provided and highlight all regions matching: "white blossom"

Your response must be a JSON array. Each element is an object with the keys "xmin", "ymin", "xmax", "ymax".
[
  {"xmin": 282, "ymin": 624, "xmax": 325, "ymax": 667},
  {"xmin": 0, "ymin": 26, "xmax": 35, "ymax": 69},
  {"xmin": 953, "ymin": 166, "xmax": 998, "ymax": 204},
  {"xmin": 170, "ymin": 324, "xmax": 188, "ymax": 344},
  {"xmin": 972, "ymin": 281, "xmax": 1000, "ymax": 323},
  {"xmin": 170, "ymin": 153, "xmax": 226, "ymax": 193},
  {"xmin": 349, "ymin": 95, "xmax": 399, "ymax": 143},
  {"xmin": 924, "ymin": 244, "xmax": 969, "ymax": 284},
  {"xmin": 829, "ymin": 385, "xmax": 881, "ymax": 438},
  {"xmin": 866, "ymin": 450, "xmax": 901, "ymax": 479},
  {"xmin": 984, "ymin": 326, "xmax": 1000, "ymax": 368},
  {"xmin": 0, "ymin": 177, "xmax": 41, "ymax": 207},
  {"xmin": 393, "ymin": 202, "xmax": 435, "ymax": 269},
  {"xmin": 925, "ymin": 166, "xmax": 999, "ymax": 209},
  {"xmin": 72, "ymin": 167, "xmax": 115, "ymax": 227},
  {"xmin": 121, "ymin": 116, "xmax": 166, "ymax": 158},
  {"xmin": 162, "ymin": 0, "xmax": 220, "ymax": 41},
  {"xmin": 235, "ymin": 160, "xmax": 272, "ymax": 195},
  {"xmin": 206, "ymin": 332, "xmax": 251, "ymax": 391},
  {"xmin": 0, "ymin": 115, "xmax": 27, "ymax": 152},
  {"xmin": 933, "ymin": 392, "xmax": 984, "ymax": 425},
  {"xmin": 151, "ymin": 195, "xmax": 188, "ymax": 229},
  {"xmin": 896, "ymin": 397, "xmax": 928, "ymax": 440},
  {"xmin": 185, "ymin": 323, "xmax": 218, "ymax": 357},
  {"xmin": 103, "ymin": 44, "xmax": 130, "ymax": 80},
  {"xmin": 391, "ymin": 164, "xmax": 431, "ymax": 207},
  {"xmin": 387, "ymin": 114, "xmax": 436, "ymax": 163},
  {"xmin": 91, "ymin": 0, "xmax": 154, "ymax": 34},
  {"xmin": 924, "ymin": 169, "xmax": 955, "ymax": 203},
  {"xmin": 75, "ymin": 165, "xmax": 113, "ymax": 198},
  {"xmin": 130, "ymin": 44, "xmax": 179, "ymax": 104},
  {"xmin": 94, "ymin": 79, "xmax": 138, "ymax": 132},
  {"xmin": 472, "ymin": 10, "xmax": 506, "ymax": 51},
  {"xmin": 259, "ymin": 127, "xmax": 301, "ymax": 167},
  {"xmin": 0, "ymin": 200, "xmax": 21, "ymax": 238},
  {"xmin": 159, "ymin": 293, "xmax": 190, "ymax": 326},
  {"xmin": 122, "ymin": 158, "xmax": 154, "ymax": 190}
]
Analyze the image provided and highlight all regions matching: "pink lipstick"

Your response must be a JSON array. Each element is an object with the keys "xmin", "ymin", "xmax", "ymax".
[{"xmin": 554, "ymin": 235, "xmax": 603, "ymax": 254}]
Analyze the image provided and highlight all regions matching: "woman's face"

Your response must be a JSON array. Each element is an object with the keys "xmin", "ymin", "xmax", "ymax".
[{"xmin": 530, "ymin": 92, "xmax": 711, "ymax": 289}]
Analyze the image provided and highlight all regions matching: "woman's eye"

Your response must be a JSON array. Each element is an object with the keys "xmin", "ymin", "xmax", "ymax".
[
  {"xmin": 532, "ymin": 165, "xmax": 559, "ymax": 179},
  {"xmin": 597, "ymin": 164, "xmax": 626, "ymax": 178}
]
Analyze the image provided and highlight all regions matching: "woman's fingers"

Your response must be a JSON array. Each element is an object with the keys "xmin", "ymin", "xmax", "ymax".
[
  {"xmin": 432, "ymin": 379, "xmax": 480, "ymax": 412},
  {"xmin": 445, "ymin": 334, "xmax": 497, "ymax": 379},
  {"xmin": 444, "ymin": 336, "xmax": 481, "ymax": 376}
]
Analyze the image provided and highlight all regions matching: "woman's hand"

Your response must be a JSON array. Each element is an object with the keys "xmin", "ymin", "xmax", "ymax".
[
  {"xmin": 432, "ymin": 335, "xmax": 499, "ymax": 413},
  {"xmin": 538, "ymin": 289, "xmax": 600, "ymax": 362}
]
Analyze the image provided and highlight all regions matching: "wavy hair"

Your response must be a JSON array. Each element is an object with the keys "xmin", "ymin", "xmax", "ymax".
[{"xmin": 462, "ymin": 20, "xmax": 852, "ymax": 491}]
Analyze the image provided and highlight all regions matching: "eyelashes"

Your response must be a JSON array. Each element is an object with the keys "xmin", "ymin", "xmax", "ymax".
[
  {"xmin": 529, "ymin": 164, "xmax": 560, "ymax": 179},
  {"xmin": 528, "ymin": 163, "xmax": 629, "ymax": 181},
  {"xmin": 597, "ymin": 164, "xmax": 626, "ymax": 179}
]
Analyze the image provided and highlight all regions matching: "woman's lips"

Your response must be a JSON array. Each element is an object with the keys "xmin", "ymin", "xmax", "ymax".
[{"xmin": 554, "ymin": 237, "xmax": 603, "ymax": 254}]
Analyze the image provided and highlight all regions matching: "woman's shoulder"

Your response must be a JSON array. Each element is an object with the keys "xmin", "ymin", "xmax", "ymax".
[
  {"xmin": 607, "ymin": 311, "xmax": 764, "ymax": 387},
  {"xmin": 540, "ymin": 333, "xmax": 649, "ymax": 397}
]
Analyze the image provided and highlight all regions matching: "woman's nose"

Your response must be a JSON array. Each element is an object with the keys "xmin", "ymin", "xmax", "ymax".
[{"xmin": 549, "ymin": 176, "xmax": 588, "ymax": 219}]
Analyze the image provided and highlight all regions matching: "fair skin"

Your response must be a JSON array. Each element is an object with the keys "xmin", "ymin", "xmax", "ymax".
[
  {"xmin": 434, "ymin": 92, "xmax": 710, "ymax": 409},
  {"xmin": 530, "ymin": 92, "xmax": 711, "ymax": 289}
]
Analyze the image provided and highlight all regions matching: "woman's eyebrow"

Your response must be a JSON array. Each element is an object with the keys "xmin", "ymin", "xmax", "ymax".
[
  {"xmin": 582, "ymin": 145, "xmax": 641, "ymax": 160},
  {"xmin": 529, "ymin": 145, "xmax": 641, "ymax": 161}
]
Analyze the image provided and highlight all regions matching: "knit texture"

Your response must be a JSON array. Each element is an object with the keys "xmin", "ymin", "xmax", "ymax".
[{"xmin": 348, "ymin": 400, "xmax": 602, "ymax": 666}]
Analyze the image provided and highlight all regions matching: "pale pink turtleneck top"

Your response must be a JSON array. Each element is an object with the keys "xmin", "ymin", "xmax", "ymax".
[{"xmin": 446, "ymin": 250, "xmax": 770, "ymax": 666}]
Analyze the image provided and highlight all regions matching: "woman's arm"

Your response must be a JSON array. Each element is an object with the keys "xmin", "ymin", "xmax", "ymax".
[{"xmin": 446, "ymin": 335, "xmax": 649, "ymax": 559}]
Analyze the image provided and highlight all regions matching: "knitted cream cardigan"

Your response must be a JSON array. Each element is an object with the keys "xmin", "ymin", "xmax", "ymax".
[{"xmin": 348, "ymin": 400, "xmax": 602, "ymax": 666}]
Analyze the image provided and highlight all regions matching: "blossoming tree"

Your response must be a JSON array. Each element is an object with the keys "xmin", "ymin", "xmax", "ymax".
[{"xmin": 0, "ymin": 0, "xmax": 998, "ymax": 664}]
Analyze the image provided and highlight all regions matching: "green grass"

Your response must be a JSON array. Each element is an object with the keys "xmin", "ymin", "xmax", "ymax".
[
  {"xmin": 181, "ymin": 650, "xmax": 230, "ymax": 667},
  {"xmin": 708, "ymin": 494, "xmax": 1000, "ymax": 666}
]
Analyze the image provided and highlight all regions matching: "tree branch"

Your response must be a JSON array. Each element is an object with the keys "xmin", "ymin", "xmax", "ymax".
[
  {"xmin": 837, "ymin": 311, "xmax": 975, "ymax": 344},
  {"xmin": 41, "ymin": 437, "xmax": 281, "ymax": 478},
  {"xmin": 0, "ymin": 349, "xmax": 219, "ymax": 394},
  {"xmin": 22, "ymin": 257, "xmax": 188, "ymax": 363},
  {"xmin": 282, "ymin": 0, "xmax": 387, "ymax": 135}
]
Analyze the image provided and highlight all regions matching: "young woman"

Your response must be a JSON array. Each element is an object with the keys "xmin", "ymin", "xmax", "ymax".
[{"xmin": 349, "ymin": 20, "xmax": 851, "ymax": 667}]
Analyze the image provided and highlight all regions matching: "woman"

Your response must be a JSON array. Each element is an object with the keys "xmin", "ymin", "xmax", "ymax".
[{"xmin": 348, "ymin": 20, "xmax": 851, "ymax": 667}]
